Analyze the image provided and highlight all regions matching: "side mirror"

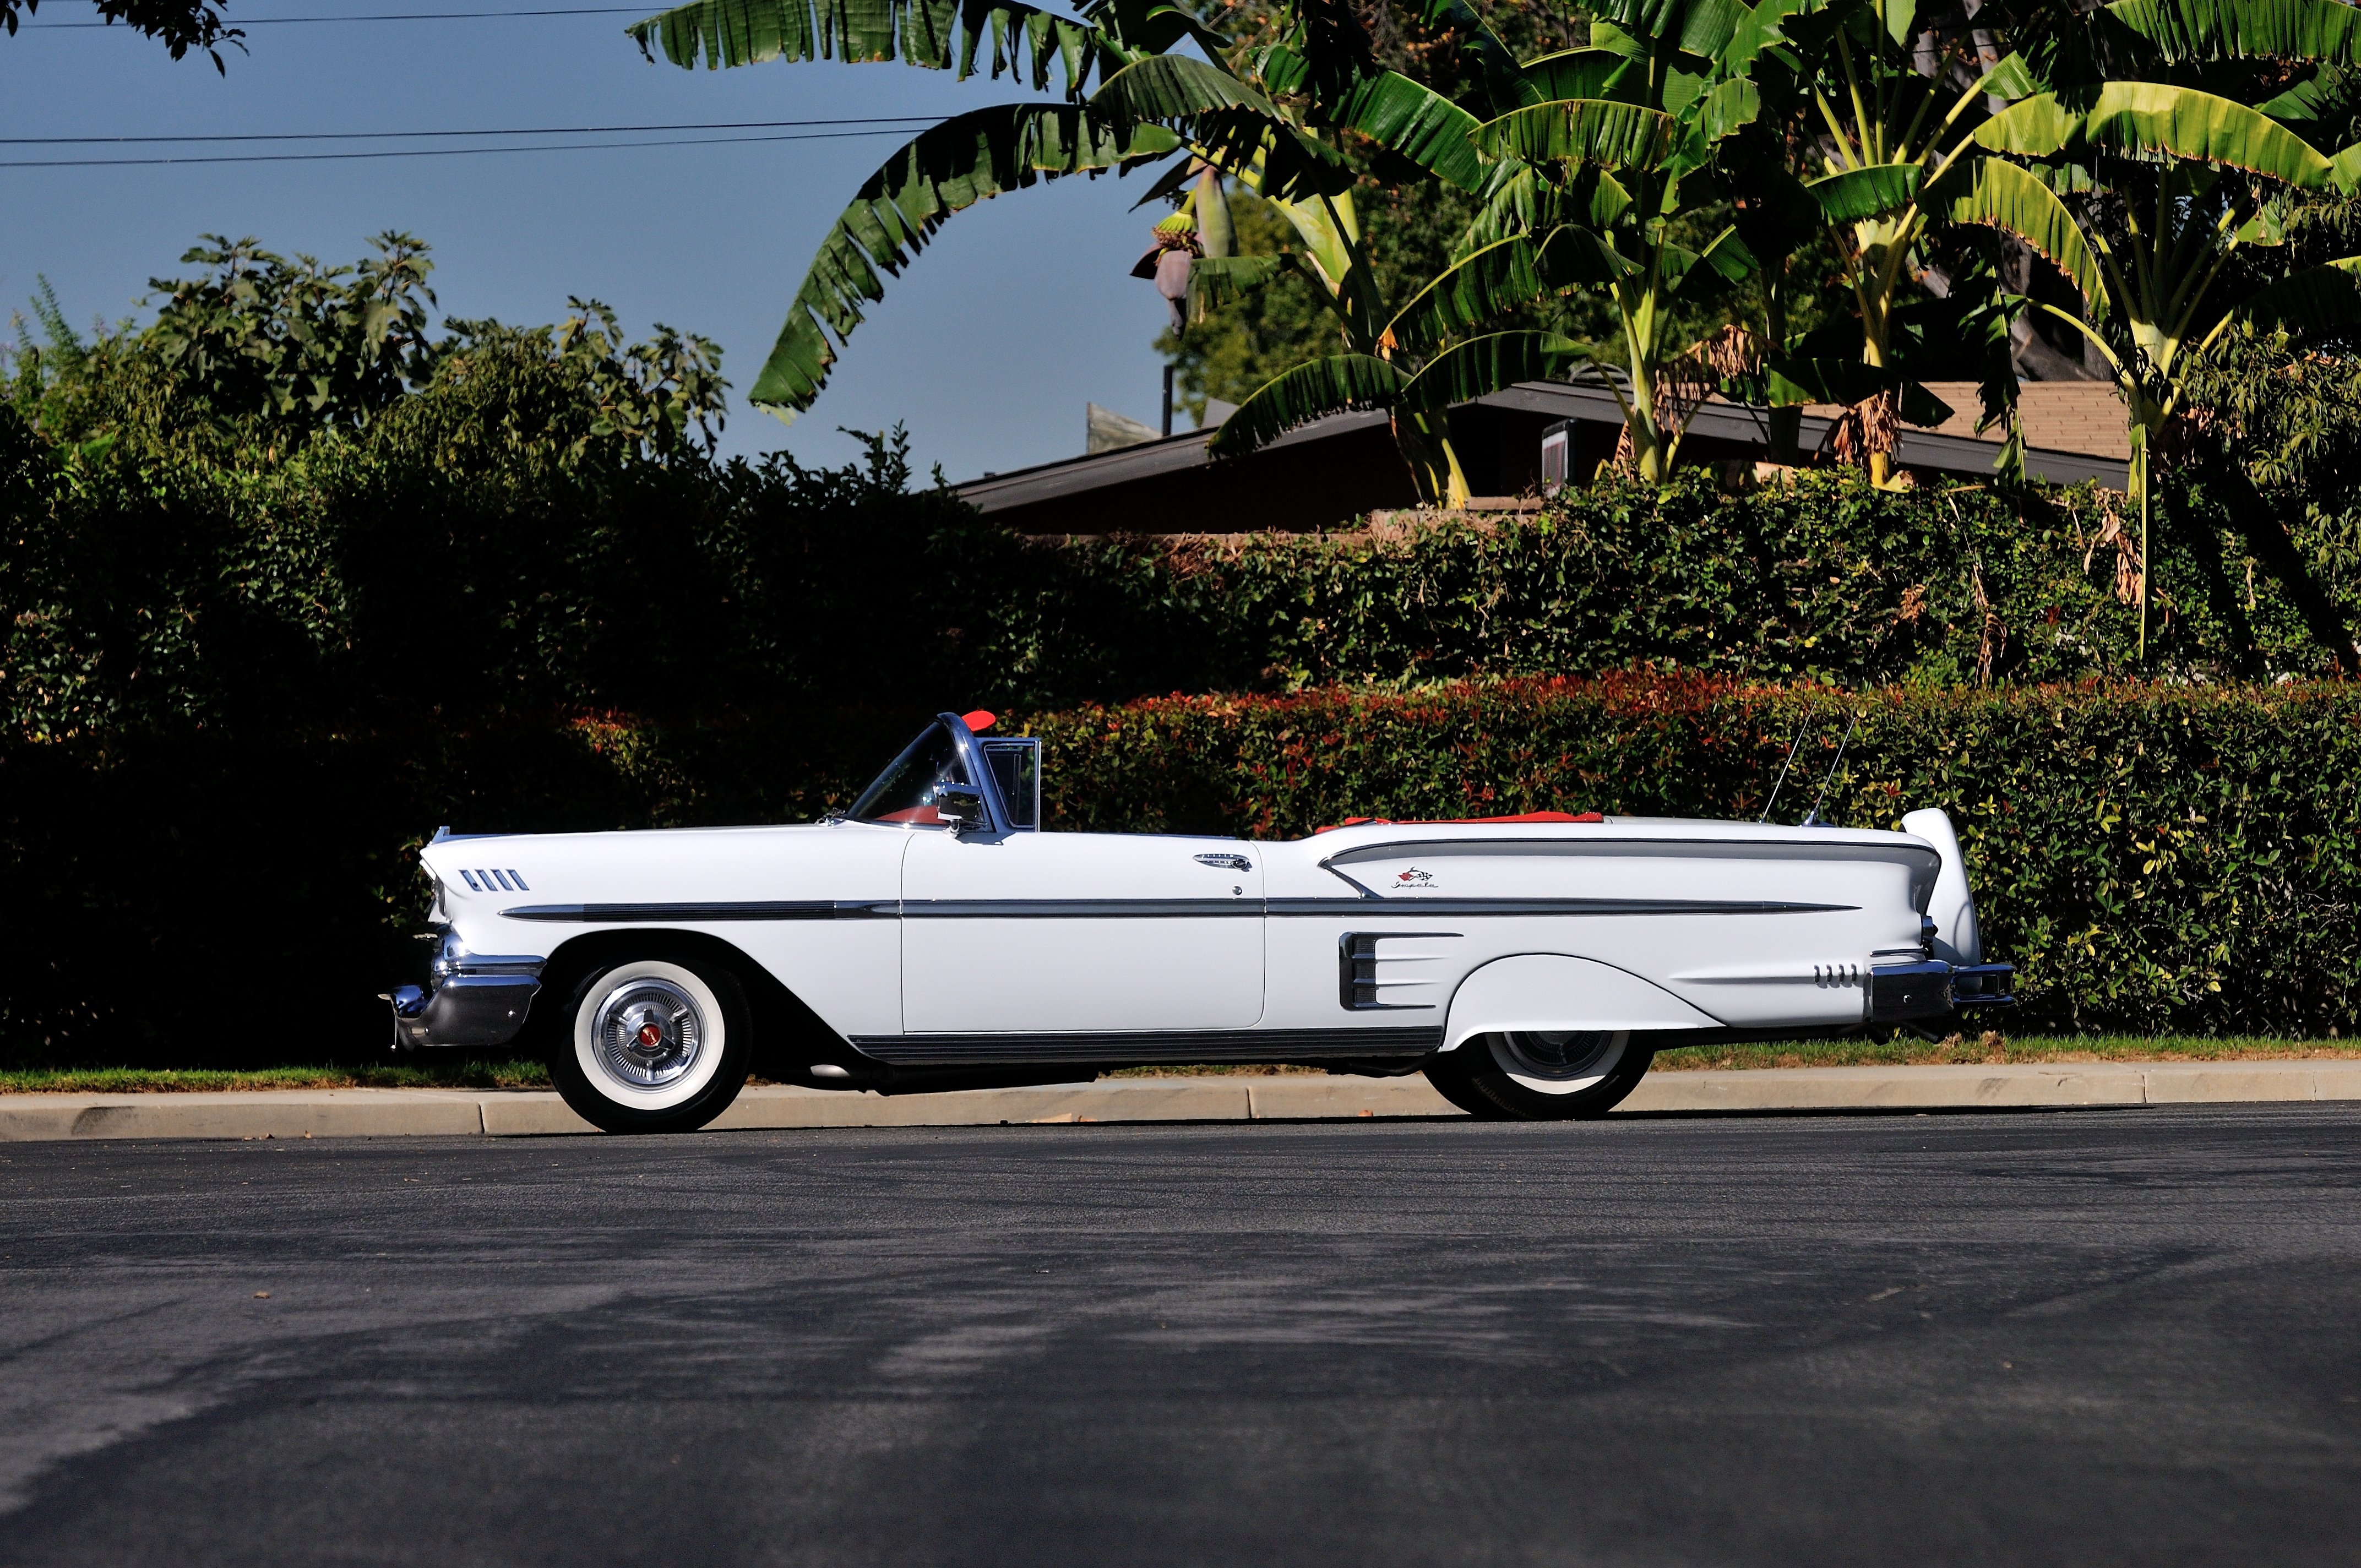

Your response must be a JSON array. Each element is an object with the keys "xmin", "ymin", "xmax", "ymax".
[{"xmin": 935, "ymin": 785, "xmax": 988, "ymax": 832}]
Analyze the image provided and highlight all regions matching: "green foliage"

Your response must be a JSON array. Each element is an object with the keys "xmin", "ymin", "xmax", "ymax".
[
  {"xmin": 0, "ymin": 0, "xmax": 242, "ymax": 69},
  {"xmin": 1025, "ymin": 676, "xmax": 2361, "ymax": 1036}
]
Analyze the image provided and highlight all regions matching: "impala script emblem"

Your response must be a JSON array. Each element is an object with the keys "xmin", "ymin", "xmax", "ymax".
[{"xmin": 1395, "ymin": 868, "xmax": 1434, "ymax": 886}]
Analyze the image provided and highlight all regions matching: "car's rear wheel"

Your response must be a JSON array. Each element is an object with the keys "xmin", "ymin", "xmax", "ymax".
[
  {"xmin": 1421, "ymin": 1052, "xmax": 1512, "ymax": 1118},
  {"xmin": 1427, "ymin": 1031, "xmax": 1654, "ymax": 1121},
  {"xmin": 546, "ymin": 954, "xmax": 752, "ymax": 1134}
]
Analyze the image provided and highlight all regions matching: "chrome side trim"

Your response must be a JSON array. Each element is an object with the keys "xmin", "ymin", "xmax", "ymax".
[
  {"xmin": 903, "ymin": 899, "xmax": 1257, "ymax": 918},
  {"xmin": 501, "ymin": 901, "xmax": 898, "ymax": 922},
  {"xmin": 1271, "ymin": 897, "xmax": 1856, "ymax": 917},
  {"xmin": 502, "ymin": 896, "xmax": 1854, "ymax": 922},
  {"xmin": 848, "ymin": 1025, "xmax": 1445, "ymax": 1065}
]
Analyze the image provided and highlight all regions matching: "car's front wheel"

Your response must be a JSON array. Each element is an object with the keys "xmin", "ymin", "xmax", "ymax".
[
  {"xmin": 1423, "ymin": 1031, "xmax": 1653, "ymax": 1121},
  {"xmin": 546, "ymin": 953, "xmax": 752, "ymax": 1134}
]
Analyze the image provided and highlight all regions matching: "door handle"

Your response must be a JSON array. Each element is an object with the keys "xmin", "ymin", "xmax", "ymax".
[{"xmin": 1193, "ymin": 853, "xmax": 1253, "ymax": 872}]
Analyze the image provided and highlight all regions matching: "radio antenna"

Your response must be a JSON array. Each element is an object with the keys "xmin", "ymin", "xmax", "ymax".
[
  {"xmin": 1800, "ymin": 712, "xmax": 1859, "ymax": 827},
  {"xmin": 1759, "ymin": 726, "xmax": 1805, "ymax": 824}
]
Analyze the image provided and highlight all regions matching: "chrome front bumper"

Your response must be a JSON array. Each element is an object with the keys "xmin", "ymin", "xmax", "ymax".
[
  {"xmin": 385, "ymin": 932, "xmax": 545, "ymax": 1049},
  {"xmin": 1866, "ymin": 960, "xmax": 2016, "ymax": 1024}
]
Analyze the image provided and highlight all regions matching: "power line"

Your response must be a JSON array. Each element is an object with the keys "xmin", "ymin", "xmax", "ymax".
[
  {"xmin": 26, "ymin": 6, "xmax": 653, "ymax": 25},
  {"xmin": 2, "ymin": 116, "xmax": 942, "ymax": 144},
  {"xmin": 0, "ymin": 126, "xmax": 922, "ymax": 167}
]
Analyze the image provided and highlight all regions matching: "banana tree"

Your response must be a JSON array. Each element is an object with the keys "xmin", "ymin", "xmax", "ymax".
[
  {"xmin": 1440, "ymin": 0, "xmax": 1774, "ymax": 483},
  {"xmin": 626, "ymin": 0, "xmax": 1502, "ymax": 500},
  {"xmin": 1950, "ymin": 81, "xmax": 2361, "ymax": 654},
  {"xmin": 1738, "ymin": 0, "xmax": 2049, "ymax": 484}
]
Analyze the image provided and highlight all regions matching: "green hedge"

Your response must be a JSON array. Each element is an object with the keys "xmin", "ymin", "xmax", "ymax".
[
  {"xmin": 1026, "ymin": 677, "xmax": 2361, "ymax": 1038},
  {"xmin": 7, "ymin": 677, "xmax": 2348, "ymax": 1066}
]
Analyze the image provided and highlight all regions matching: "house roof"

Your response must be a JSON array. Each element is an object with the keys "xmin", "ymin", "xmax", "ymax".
[{"xmin": 959, "ymin": 378, "xmax": 2131, "ymax": 535}]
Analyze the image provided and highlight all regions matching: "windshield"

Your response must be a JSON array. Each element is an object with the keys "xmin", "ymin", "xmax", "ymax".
[{"xmin": 847, "ymin": 722, "xmax": 971, "ymax": 825}]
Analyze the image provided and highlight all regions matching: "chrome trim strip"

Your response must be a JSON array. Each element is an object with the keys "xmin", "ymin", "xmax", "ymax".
[
  {"xmin": 1320, "ymin": 835, "xmax": 1939, "ymax": 869},
  {"xmin": 849, "ymin": 1025, "xmax": 1445, "ymax": 1066},
  {"xmin": 501, "ymin": 901, "xmax": 897, "ymax": 922},
  {"xmin": 902, "ymin": 899, "xmax": 1259, "ymax": 918},
  {"xmin": 503, "ymin": 896, "xmax": 1854, "ymax": 922},
  {"xmin": 1270, "ymin": 897, "xmax": 1856, "ymax": 917}
]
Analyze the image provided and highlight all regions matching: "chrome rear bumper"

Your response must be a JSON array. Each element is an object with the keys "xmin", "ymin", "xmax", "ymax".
[
  {"xmin": 385, "ymin": 931, "xmax": 545, "ymax": 1049},
  {"xmin": 1867, "ymin": 960, "xmax": 2016, "ymax": 1023}
]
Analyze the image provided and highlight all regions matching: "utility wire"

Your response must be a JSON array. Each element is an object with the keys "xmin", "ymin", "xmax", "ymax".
[
  {"xmin": 0, "ymin": 126, "xmax": 921, "ymax": 167},
  {"xmin": 3, "ymin": 116, "xmax": 941, "ymax": 144},
  {"xmin": 27, "ymin": 6, "xmax": 651, "ymax": 25}
]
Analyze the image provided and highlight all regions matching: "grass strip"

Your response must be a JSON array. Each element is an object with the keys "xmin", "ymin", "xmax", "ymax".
[
  {"xmin": 0, "ymin": 1060, "xmax": 550, "ymax": 1094},
  {"xmin": 3, "ymin": 1035, "xmax": 2353, "ymax": 1094}
]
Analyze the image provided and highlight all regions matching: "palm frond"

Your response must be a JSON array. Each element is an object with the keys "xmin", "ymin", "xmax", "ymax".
[
  {"xmin": 1939, "ymin": 156, "xmax": 2108, "ymax": 313},
  {"xmin": 748, "ymin": 104, "xmax": 1178, "ymax": 416},
  {"xmin": 1092, "ymin": 56, "xmax": 1354, "ymax": 199},
  {"xmin": 2224, "ymin": 256, "xmax": 2361, "ymax": 336},
  {"xmin": 1471, "ymin": 98, "xmax": 1677, "ymax": 168},
  {"xmin": 629, "ymin": 0, "xmax": 1115, "ymax": 98},
  {"xmin": 2106, "ymin": 0, "xmax": 2361, "ymax": 65},
  {"xmin": 1187, "ymin": 254, "xmax": 1290, "ymax": 323},
  {"xmin": 1807, "ymin": 161, "xmax": 1923, "ymax": 224},
  {"xmin": 1974, "ymin": 83, "xmax": 2341, "ymax": 189},
  {"xmin": 1207, "ymin": 353, "xmax": 1405, "ymax": 457},
  {"xmin": 1321, "ymin": 70, "xmax": 1487, "ymax": 192},
  {"xmin": 1385, "ymin": 229, "xmax": 1627, "ymax": 350},
  {"xmin": 1396, "ymin": 330, "xmax": 1583, "ymax": 407}
]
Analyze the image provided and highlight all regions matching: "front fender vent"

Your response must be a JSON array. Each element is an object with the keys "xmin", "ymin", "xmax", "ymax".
[{"xmin": 456, "ymin": 868, "xmax": 531, "ymax": 894}]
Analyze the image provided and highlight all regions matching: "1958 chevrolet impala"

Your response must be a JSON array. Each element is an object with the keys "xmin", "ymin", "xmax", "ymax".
[{"xmin": 388, "ymin": 711, "xmax": 2012, "ymax": 1133}]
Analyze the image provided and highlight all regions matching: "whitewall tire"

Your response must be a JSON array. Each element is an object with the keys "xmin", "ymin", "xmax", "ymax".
[
  {"xmin": 546, "ymin": 952, "xmax": 752, "ymax": 1134},
  {"xmin": 1423, "ymin": 1031, "xmax": 1655, "ymax": 1121}
]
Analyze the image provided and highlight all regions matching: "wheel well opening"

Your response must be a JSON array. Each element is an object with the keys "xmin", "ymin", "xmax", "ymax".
[{"xmin": 536, "ymin": 930, "xmax": 851, "ymax": 1079}]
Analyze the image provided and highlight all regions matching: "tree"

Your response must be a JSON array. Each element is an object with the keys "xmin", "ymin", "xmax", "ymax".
[
  {"xmin": 1947, "ymin": 0, "xmax": 2361, "ymax": 656},
  {"xmin": 627, "ymin": 0, "xmax": 1541, "ymax": 500},
  {"xmin": 1418, "ymin": 0, "xmax": 1776, "ymax": 483},
  {"xmin": 0, "ymin": 0, "xmax": 242, "ymax": 70}
]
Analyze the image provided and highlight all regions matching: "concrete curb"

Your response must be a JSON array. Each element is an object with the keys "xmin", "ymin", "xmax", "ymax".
[{"xmin": 3, "ymin": 1060, "xmax": 2358, "ymax": 1142}]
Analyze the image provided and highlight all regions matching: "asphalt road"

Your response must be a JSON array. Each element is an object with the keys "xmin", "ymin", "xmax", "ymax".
[{"xmin": 5, "ymin": 1106, "xmax": 2361, "ymax": 1567}]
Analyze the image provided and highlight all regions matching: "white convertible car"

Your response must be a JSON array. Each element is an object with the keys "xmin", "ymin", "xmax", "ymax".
[{"xmin": 388, "ymin": 711, "xmax": 2011, "ymax": 1132}]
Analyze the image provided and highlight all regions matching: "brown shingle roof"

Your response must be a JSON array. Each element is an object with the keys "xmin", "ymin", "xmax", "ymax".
[{"xmin": 1803, "ymin": 380, "xmax": 2130, "ymax": 460}]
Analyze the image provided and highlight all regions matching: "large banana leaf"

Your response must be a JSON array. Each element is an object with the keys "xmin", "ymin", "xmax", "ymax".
[
  {"xmin": 1384, "ymin": 228, "xmax": 1629, "ymax": 350},
  {"xmin": 1091, "ymin": 56, "xmax": 1354, "ymax": 199},
  {"xmin": 1186, "ymin": 254, "xmax": 1290, "ymax": 322},
  {"xmin": 1938, "ymin": 156, "xmax": 2107, "ymax": 313},
  {"xmin": 1764, "ymin": 357, "xmax": 1957, "ymax": 425},
  {"xmin": 2222, "ymin": 256, "xmax": 2361, "ymax": 336},
  {"xmin": 1973, "ymin": 83, "xmax": 2342, "ymax": 189},
  {"xmin": 1207, "ymin": 353, "xmax": 1406, "ymax": 457},
  {"xmin": 747, "ymin": 104, "xmax": 1178, "ymax": 415},
  {"xmin": 1397, "ymin": 330, "xmax": 1585, "ymax": 407},
  {"xmin": 2107, "ymin": 0, "xmax": 2361, "ymax": 64},
  {"xmin": 1472, "ymin": 99, "xmax": 1677, "ymax": 167},
  {"xmin": 1808, "ymin": 161, "xmax": 1923, "ymax": 224},
  {"xmin": 629, "ymin": 0, "xmax": 1124, "ymax": 97},
  {"xmin": 1459, "ymin": 163, "xmax": 1634, "ymax": 252},
  {"xmin": 1321, "ymin": 70, "xmax": 1487, "ymax": 192},
  {"xmin": 1514, "ymin": 49, "xmax": 1632, "ymax": 108},
  {"xmin": 1415, "ymin": 0, "xmax": 1529, "ymax": 117}
]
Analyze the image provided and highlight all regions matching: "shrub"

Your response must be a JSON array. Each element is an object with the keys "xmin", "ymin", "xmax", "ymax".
[{"xmin": 1030, "ymin": 677, "xmax": 2361, "ymax": 1038}]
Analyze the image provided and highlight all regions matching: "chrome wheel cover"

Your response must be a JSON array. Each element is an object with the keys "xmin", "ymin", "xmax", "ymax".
[
  {"xmin": 590, "ymin": 976, "xmax": 705, "ymax": 1089},
  {"xmin": 1489, "ymin": 1030, "xmax": 1628, "ymax": 1090}
]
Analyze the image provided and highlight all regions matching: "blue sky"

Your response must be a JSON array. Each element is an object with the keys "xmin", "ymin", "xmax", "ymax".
[{"xmin": 1, "ymin": 3, "xmax": 1184, "ymax": 481}]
